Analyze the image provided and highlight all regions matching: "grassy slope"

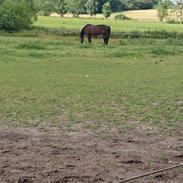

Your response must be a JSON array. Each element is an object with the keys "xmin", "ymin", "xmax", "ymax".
[
  {"xmin": 34, "ymin": 16, "xmax": 183, "ymax": 32},
  {"xmin": 0, "ymin": 36, "xmax": 182, "ymax": 135}
]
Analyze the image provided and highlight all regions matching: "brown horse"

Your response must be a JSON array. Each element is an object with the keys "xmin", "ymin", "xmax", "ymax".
[{"xmin": 80, "ymin": 24, "xmax": 111, "ymax": 45}]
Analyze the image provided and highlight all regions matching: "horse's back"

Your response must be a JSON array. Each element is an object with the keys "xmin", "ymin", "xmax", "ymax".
[
  {"xmin": 81, "ymin": 24, "xmax": 111, "ymax": 36},
  {"xmin": 83, "ymin": 24, "xmax": 110, "ymax": 30}
]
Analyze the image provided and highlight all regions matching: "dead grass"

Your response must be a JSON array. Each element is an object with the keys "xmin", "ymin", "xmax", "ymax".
[
  {"xmin": 50, "ymin": 9, "xmax": 159, "ymax": 22},
  {"xmin": 122, "ymin": 9, "xmax": 159, "ymax": 22}
]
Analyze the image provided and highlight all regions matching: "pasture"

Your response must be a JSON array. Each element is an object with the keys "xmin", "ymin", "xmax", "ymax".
[
  {"xmin": 35, "ymin": 16, "xmax": 183, "ymax": 33},
  {"xmin": 0, "ymin": 34, "xmax": 183, "ymax": 182}
]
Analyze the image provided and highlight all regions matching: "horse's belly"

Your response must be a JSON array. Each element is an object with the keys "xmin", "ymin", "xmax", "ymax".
[
  {"xmin": 91, "ymin": 32, "xmax": 101, "ymax": 36},
  {"xmin": 85, "ymin": 26, "xmax": 106, "ymax": 36},
  {"xmin": 91, "ymin": 31, "xmax": 105, "ymax": 36}
]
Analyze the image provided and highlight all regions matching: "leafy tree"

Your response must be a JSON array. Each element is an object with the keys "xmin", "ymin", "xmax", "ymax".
[
  {"xmin": 102, "ymin": 1, "xmax": 111, "ymax": 18},
  {"xmin": 156, "ymin": 0, "xmax": 169, "ymax": 22},
  {"xmin": 173, "ymin": 0, "xmax": 183, "ymax": 23},
  {"xmin": 97, "ymin": 0, "xmax": 107, "ymax": 12},
  {"xmin": 55, "ymin": 0, "xmax": 67, "ymax": 17},
  {"xmin": 110, "ymin": 0, "xmax": 127, "ymax": 12},
  {"xmin": 26, "ymin": 0, "xmax": 43, "ymax": 12},
  {"xmin": 41, "ymin": 0, "xmax": 56, "ymax": 16},
  {"xmin": 66, "ymin": 0, "xmax": 87, "ymax": 17},
  {"xmin": 0, "ymin": 0, "xmax": 5, "ymax": 4},
  {"xmin": 132, "ymin": 0, "xmax": 156, "ymax": 10},
  {"xmin": 86, "ymin": 0, "xmax": 98, "ymax": 16},
  {"xmin": 0, "ymin": 0, "xmax": 35, "ymax": 31}
]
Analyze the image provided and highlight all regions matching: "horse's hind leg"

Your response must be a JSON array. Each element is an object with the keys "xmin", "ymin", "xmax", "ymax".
[
  {"xmin": 88, "ymin": 35, "xmax": 92, "ymax": 44},
  {"xmin": 103, "ymin": 35, "xmax": 108, "ymax": 45}
]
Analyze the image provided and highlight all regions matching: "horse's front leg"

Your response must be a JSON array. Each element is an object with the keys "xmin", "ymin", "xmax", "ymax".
[
  {"xmin": 105, "ymin": 36, "xmax": 109, "ymax": 45},
  {"xmin": 87, "ymin": 34, "xmax": 92, "ymax": 44},
  {"xmin": 80, "ymin": 34, "xmax": 84, "ymax": 44},
  {"xmin": 103, "ymin": 35, "xmax": 107, "ymax": 45}
]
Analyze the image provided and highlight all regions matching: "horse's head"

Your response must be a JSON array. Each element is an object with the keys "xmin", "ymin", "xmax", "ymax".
[{"xmin": 80, "ymin": 32, "xmax": 84, "ymax": 44}]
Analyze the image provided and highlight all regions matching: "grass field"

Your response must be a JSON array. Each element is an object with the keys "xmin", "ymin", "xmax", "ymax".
[
  {"xmin": 34, "ymin": 16, "xmax": 183, "ymax": 33},
  {"xmin": 0, "ymin": 35, "xmax": 182, "ymax": 135},
  {"xmin": 1, "ymin": 16, "xmax": 183, "ymax": 182}
]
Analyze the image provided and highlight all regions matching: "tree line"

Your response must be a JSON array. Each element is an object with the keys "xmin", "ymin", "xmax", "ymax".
[
  {"xmin": 1, "ymin": 0, "xmax": 183, "ymax": 31},
  {"xmin": 0, "ymin": 0, "xmax": 160, "ymax": 31},
  {"xmin": 39, "ymin": 0, "xmax": 159, "ymax": 17},
  {"xmin": 0, "ymin": 1, "xmax": 167, "ymax": 19}
]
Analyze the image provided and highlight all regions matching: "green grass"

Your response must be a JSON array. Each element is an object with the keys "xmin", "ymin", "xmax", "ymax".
[
  {"xmin": 0, "ymin": 35, "xmax": 182, "ymax": 135},
  {"xmin": 34, "ymin": 16, "xmax": 183, "ymax": 33}
]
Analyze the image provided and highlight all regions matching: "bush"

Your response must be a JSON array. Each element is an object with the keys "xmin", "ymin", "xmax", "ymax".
[
  {"xmin": 166, "ymin": 17, "xmax": 183, "ymax": 24},
  {"xmin": 114, "ymin": 14, "xmax": 130, "ymax": 20},
  {"xmin": 0, "ymin": 0, "xmax": 35, "ymax": 31}
]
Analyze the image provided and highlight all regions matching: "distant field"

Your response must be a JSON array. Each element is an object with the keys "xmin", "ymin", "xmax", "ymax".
[
  {"xmin": 51, "ymin": 9, "xmax": 159, "ymax": 22},
  {"xmin": 123, "ymin": 9, "xmax": 159, "ymax": 22},
  {"xmin": 34, "ymin": 16, "xmax": 183, "ymax": 33},
  {"xmin": 0, "ymin": 35, "xmax": 182, "ymax": 135}
]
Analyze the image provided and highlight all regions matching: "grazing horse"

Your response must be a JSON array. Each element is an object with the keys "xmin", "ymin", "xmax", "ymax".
[{"xmin": 80, "ymin": 24, "xmax": 111, "ymax": 45}]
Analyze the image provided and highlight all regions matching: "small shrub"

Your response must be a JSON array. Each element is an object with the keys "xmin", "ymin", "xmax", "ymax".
[
  {"xmin": 119, "ymin": 39, "xmax": 128, "ymax": 45},
  {"xmin": 166, "ymin": 18, "xmax": 183, "ymax": 24},
  {"xmin": 37, "ymin": 11, "xmax": 45, "ymax": 16},
  {"xmin": 114, "ymin": 14, "xmax": 130, "ymax": 20}
]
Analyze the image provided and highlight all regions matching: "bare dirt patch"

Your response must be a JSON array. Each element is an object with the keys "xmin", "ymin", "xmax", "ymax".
[{"xmin": 0, "ymin": 126, "xmax": 182, "ymax": 183}]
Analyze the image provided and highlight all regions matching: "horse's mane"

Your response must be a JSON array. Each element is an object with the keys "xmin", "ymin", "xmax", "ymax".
[{"xmin": 80, "ymin": 24, "xmax": 92, "ymax": 35}]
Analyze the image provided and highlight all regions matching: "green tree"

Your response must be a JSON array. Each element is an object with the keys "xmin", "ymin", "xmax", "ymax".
[
  {"xmin": 86, "ymin": 0, "xmax": 98, "ymax": 16},
  {"xmin": 66, "ymin": 0, "xmax": 87, "ymax": 17},
  {"xmin": 156, "ymin": 0, "xmax": 169, "ymax": 22},
  {"xmin": 173, "ymin": 0, "xmax": 183, "ymax": 23},
  {"xmin": 41, "ymin": 0, "xmax": 56, "ymax": 16},
  {"xmin": 102, "ymin": 1, "xmax": 111, "ymax": 18},
  {"xmin": 55, "ymin": 0, "xmax": 67, "ymax": 17},
  {"xmin": 97, "ymin": 0, "xmax": 160, "ymax": 13},
  {"xmin": 26, "ymin": 0, "xmax": 43, "ymax": 12},
  {"xmin": 0, "ymin": 0, "xmax": 5, "ymax": 4},
  {"xmin": 132, "ymin": 0, "xmax": 157, "ymax": 10},
  {"xmin": 0, "ymin": 0, "xmax": 35, "ymax": 31}
]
